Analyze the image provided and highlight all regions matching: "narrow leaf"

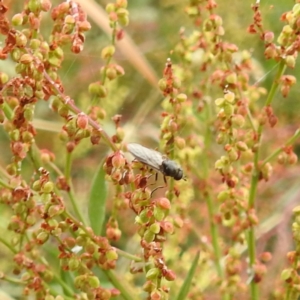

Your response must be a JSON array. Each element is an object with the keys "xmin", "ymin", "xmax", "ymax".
[
  {"xmin": 176, "ymin": 251, "xmax": 200, "ymax": 300},
  {"xmin": 88, "ymin": 159, "xmax": 107, "ymax": 235}
]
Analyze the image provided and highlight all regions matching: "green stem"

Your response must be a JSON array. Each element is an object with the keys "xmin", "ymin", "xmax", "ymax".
[
  {"xmin": 0, "ymin": 178, "xmax": 13, "ymax": 189},
  {"xmin": 265, "ymin": 61, "xmax": 286, "ymax": 107},
  {"xmin": 206, "ymin": 193, "xmax": 223, "ymax": 276},
  {"xmin": 0, "ymin": 236, "xmax": 75, "ymax": 298},
  {"xmin": 51, "ymin": 270, "xmax": 75, "ymax": 297},
  {"xmin": 261, "ymin": 128, "xmax": 300, "ymax": 166},
  {"xmin": 104, "ymin": 269, "xmax": 137, "ymax": 300},
  {"xmin": 247, "ymin": 59, "xmax": 286, "ymax": 300},
  {"xmin": 67, "ymin": 185, "xmax": 86, "ymax": 225},
  {"xmin": 65, "ymin": 151, "xmax": 72, "ymax": 182},
  {"xmin": 64, "ymin": 151, "xmax": 86, "ymax": 225},
  {"xmin": 47, "ymin": 161, "xmax": 64, "ymax": 176},
  {"xmin": 39, "ymin": 256, "xmax": 75, "ymax": 297},
  {"xmin": 0, "ymin": 235, "xmax": 17, "ymax": 254},
  {"xmin": 115, "ymin": 248, "xmax": 143, "ymax": 262},
  {"xmin": 204, "ymin": 102, "xmax": 223, "ymax": 275},
  {"xmin": 201, "ymin": 101, "xmax": 230, "ymax": 300},
  {"xmin": 28, "ymin": 143, "xmax": 42, "ymax": 171},
  {"xmin": 2, "ymin": 275, "xmax": 25, "ymax": 285},
  {"xmin": 101, "ymin": 22, "xmax": 117, "ymax": 84}
]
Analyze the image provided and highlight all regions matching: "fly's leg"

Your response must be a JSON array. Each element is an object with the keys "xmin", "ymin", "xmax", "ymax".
[
  {"xmin": 147, "ymin": 172, "xmax": 158, "ymax": 186},
  {"xmin": 150, "ymin": 176, "xmax": 168, "ymax": 197}
]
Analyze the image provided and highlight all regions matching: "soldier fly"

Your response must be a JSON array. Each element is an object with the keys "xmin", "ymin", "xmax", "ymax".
[{"xmin": 127, "ymin": 143, "xmax": 184, "ymax": 181}]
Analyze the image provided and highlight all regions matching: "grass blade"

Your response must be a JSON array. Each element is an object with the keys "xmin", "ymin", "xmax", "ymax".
[
  {"xmin": 88, "ymin": 159, "xmax": 107, "ymax": 235},
  {"xmin": 176, "ymin": 251, "xmax": 200, "ymax": 300}
]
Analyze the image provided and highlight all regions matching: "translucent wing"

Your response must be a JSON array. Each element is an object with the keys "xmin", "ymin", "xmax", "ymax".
[{"xmin": 127, "ymin": 143, "xmax": 164, "ymax": 172}]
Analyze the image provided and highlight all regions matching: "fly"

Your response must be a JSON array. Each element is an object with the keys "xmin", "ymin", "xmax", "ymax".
[{"xmin": 127, "ymin": 143, "xmax": 184, "ymax": 180}]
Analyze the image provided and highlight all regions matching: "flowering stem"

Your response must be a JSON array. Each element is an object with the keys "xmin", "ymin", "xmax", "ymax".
[
  {"xmin": 203, "ymin": 108, "xmax": 223, "ymax": 278},
  {"xmin": 201, "ymin": 101, "xmax": 230, "ymax": 299},
  {"xmin": 247, "ymin": 59, "xmax": 286, "ymax": 300},
  {"xmin": 25, "ymin": 49, "xmax": 118, "ymax": 152},
  {"xmin": 261, "ymin": 128, "xmax": 300, "ymax": 166},
  {"xmin": 101, "ymin": 22, "xmax": 117, "ymax": 84},
  {"xmin": 104, "ymin": 269, "xmax": 138, "ymax": 300}
]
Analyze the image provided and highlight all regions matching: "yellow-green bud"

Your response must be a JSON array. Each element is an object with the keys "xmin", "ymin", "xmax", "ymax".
[
  {"xmin": 144, "ymin": 229, "xmax": 155, "ymax": 243},
  {"xmin": 217, "ymin": 190, "xmax": 230, "ymax": 202},
  {"xmin": 118, "ymin": 15, "xmax": 129, "ymax": 27},
  {"xmin": 223, "ymin": 103, "xmax": 234, "ymax": 117},
  {"xmin": 224, "ymin": 91, "xmax": 235, "ymax": 103},
  {"xmin": 215, "ymin": 97, "xmax": 225, "ymax": 107},
  {"xmin": 116, "ymin": 8, "xmax": 128, "ymax": 18},
  {"xmin": 286, "ymin": 55, "xmax": 296, "ymax": 68},
  {"xmin": 42, "ymin": 181, "xmax": 54, "ymax": 193},
  {"xmin": 105, "ymin": 249, "xmax": 118, "ymax": 261},
  {"xmin": 158, "ymin": 78, "xmax": 167, "ymax": 91},
  {"xmin": 106, "ymin": 3, "xmax": 115, "ymax": 13},
  {"xmin": 146, "ymin": 268, "xmax": 160, "ymax": 280},
  {"xmin": 11, "ymin": 48, "xmax": 22, "ymax": 62},
  {"xmin": 149, "ymin": 223, "xmax": 161, "ymax": 234},
  {"xmin": 88, "ymin": 82, "xmax": 107, "ymax": 98},
  {"xmin": 12, "ymin": 14, "xmax": 24, "ymax": 26},
  {"xmin": 176, "ymin": 93, "xmax": 187, "ymax": 102},
  {"xmin": 68, "ymin": 257, "xmax": 80, "ymax": 271},
  {"xmin": 226, "ymin": 73, "xmax": 237, "ymax": 84},
  {"xmin": 101, "ymin": 45, "xmax": 115, "ymax": 59},
  {"xmin": 153, "ymin": 206, "xmax": 165, "ymax": 221},
  {"xmin": 36, "ymin": 231, "xmax": 49, "ymax": 244},
  {"xmin": 231, "ymin": 114, "xmax": 245, "ymax": 128},
  {"xmin": 236, "ymin": 141, "xmax": 248, "ymax": 151},
  {"xmin": 281, "ymin": 268, "xmax": 293, "ymax": 281},
  {"xmin": 28, "ymin": 0, "xmax": 41, "ymax": 13},
  {"xmin": 16, "ymin": 33, "xmax": 27, "ymax": 47},
  {"xmin": 87, "ymin": 275, "xmax": 100, "ymax": 288},
  {"xmin": 20, "ymin": 54, "xmax": 33, "ymax": 64}
]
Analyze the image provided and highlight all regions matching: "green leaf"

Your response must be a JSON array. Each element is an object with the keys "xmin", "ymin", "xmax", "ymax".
[
  {"xmin": 88, "ymin": 159, "xmax": 107, "ymax": 235},
  {"xmin": 176, "ymin": 251, "xmax": 200, "ymax": 300}
]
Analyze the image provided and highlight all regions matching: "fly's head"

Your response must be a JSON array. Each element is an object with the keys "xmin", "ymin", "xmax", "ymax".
[{"xmin": 161, "ymin": 160, "xmax": 184, "ymax": 180}]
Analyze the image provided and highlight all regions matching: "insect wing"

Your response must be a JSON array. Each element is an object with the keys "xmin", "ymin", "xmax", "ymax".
[{"xmin": 127, "ymin": 143, "xmax": 164, "ymax": 171}]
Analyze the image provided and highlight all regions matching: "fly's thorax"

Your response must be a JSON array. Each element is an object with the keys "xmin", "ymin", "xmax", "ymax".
[{"xmin": 161, "ymin": 159, "xmax": 184, "ymax": 180}]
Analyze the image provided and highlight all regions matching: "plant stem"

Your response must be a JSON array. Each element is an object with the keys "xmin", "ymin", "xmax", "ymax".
[
  {"xmin": 0, "ymin": 178, "xmax": 13, "ymax": 189},
  {"xmin": 104, "ymin": 269, "xmax": 138, "ymax": 300},
  {"xmin": 101, "ymin": 22, "xmax": 117, "ymax": 84},
  {"xmin": 67, "ymin": 187, "xmax": 86, "ymax": 225},
  {"xmin": 65, "ymin": 142, "xmax": 85, "ymax": 225},
  {"xmin": 247, "ymin": 59, "xmax": 286, "ymax": 300},
  {"xmin": 0, "ymin": 235, "xmax": 17, "ymax": 253},
  {"xmin": 201, "ymin": 100, "xmax": 230, "ymax": 300},
  {"xmin": 65, "ymin": 151, "xmax": 72, "ymax": 182},
  {"xmin": 115, "ymin": 248, "xmax": 143, "ymax": 261},
  {"xmin": 261, "ymin": 128, "xmax": 300, "ymax": 166}
]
